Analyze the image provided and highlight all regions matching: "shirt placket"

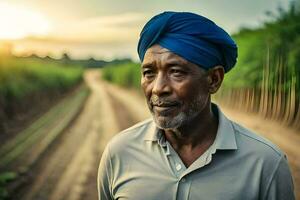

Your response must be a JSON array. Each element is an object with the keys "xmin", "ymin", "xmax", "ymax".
[
  {"xmin": 165, "ymin": 141, "xmax": 191, "ymax": 200},
  {"xmin": 160, "ymin": 137, "xmax": 216, "ymax": 200}
]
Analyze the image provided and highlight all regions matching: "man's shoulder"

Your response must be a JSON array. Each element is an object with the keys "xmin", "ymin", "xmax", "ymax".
[
  {"xmin": 106, "ymin": 118, "xmax": 154, "ymax": 154},
  {"xmin": 230, "ymin": 120, "xmax": 284, "ymax": 159}
]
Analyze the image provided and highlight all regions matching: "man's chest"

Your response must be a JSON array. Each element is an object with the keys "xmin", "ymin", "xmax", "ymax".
[{"xmin": 111, "ymin": 151, "xmax": 261, "ymax": 200}]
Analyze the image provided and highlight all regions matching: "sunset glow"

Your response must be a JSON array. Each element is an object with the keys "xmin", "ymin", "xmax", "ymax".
[
  {"xmin": 0, "ymin": 0, "xmax": 292, "ymax": 59},
  {"xmin": 0, "ymin": 2, "xmax": 51, "ymax": 39}
]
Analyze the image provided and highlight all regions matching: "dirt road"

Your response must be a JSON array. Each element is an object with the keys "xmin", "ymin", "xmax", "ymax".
[
  {"xmin": 13, "ymin": 70, "xmax": 148, "ymax": 200},
  {"xmin": 15, "ymin": 69, "xmax": 299, "ymax": 199}
]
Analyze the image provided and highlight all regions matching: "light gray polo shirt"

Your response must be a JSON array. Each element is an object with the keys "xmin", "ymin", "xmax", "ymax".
[{"xmin": 98, "ymin": 105, "xmax": 295, "ymax": 200}]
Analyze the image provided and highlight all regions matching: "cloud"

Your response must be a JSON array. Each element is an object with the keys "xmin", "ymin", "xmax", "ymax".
[
  {"xmin": 46, "ymin": 12, "xmax": 149, "ymax": 44},
  {"xmin": 81, "ymin": 12, "xmax": 149, "ymax": 27}
]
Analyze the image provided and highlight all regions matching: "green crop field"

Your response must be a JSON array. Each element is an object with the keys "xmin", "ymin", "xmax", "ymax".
[
  {"xmin": 102, "ymin": 62, "xmax": 141, "ymax": 89},
  {"xmin": 0, "ymin": 56, "xmax": 85, "ymax": 136},
  {"xmin": 217, "ymin": 3, "xmax": 300, "ymax": 129},
  {"xmin": 0, "ymin": 57, "xmax": 83, "ymax": 104}
]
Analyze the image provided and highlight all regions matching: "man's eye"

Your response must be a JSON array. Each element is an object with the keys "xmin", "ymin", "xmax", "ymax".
[
  {"xmin": 143, "ymin": 70, "xmax": 155, "ymax": 78},
  {"xmin": 170, "ymin": 69, "xmax": 186, "ymax": 77}
]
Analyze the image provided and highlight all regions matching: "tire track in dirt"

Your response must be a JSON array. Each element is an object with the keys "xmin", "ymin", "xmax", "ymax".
[
  {"xmin": 13, "ymin": 70, "xmax": 118, "ymax": 200},
  {"xmin": 106, "ymin": 91, "xmax": 139, "ymax": 130},
  {"xmin": 80, "ymin": 84, "xmax": 145, "ymax": 200},
  {"xmin": 54, "ymin": 71, "xmax": 150, "ymax": 200},
  {"xmin": 46, "ymin": 70, "xmax": 122, "ymax": 200},
  {"xmin": 103, "ymin": 82, "xmax": 150, "ymax": 121}
]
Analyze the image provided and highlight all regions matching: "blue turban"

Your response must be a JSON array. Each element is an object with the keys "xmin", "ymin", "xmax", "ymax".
[{"xmin": 137, "ymin": 11, "xmax": 238, "ymax": 73}]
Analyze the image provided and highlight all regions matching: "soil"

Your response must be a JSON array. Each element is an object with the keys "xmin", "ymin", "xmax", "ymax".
[{"xmin": 0, "ymin": 85, "xmax": 80, "ymax": 144}]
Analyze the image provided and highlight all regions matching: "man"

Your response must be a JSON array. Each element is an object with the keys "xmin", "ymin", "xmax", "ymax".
[{"xmin": 98, "ymin": 11, "xmax": 295, "ymax": 200}]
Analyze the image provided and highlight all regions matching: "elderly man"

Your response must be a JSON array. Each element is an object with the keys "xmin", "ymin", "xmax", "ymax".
[{"xmin": 98, "ymin": 11, "xmax": 295, "ymax": 200}]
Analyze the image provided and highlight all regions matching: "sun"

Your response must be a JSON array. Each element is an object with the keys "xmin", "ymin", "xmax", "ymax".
[{"xmin": 0, "ymin": 2, "xmax": 51, "ymax": 39}]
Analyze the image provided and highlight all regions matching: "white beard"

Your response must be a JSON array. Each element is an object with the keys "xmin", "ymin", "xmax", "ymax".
[
  {"xmin": 151, "ymin": 93, "xmax": 208, "ymax": 130},
  {"xmin": 153, "ymin": 111, "xmax": 187, "ymax": 129}
]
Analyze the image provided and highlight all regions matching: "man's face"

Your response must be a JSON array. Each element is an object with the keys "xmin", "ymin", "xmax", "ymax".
[{"xmin": 141, "ymin": 44, "xmax": 211, "ymax": 129}]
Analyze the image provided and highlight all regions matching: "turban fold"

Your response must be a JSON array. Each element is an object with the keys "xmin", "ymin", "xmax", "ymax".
[{"xmin": 137, "ymin": 11, "xmax": 238, "ymax": 73}]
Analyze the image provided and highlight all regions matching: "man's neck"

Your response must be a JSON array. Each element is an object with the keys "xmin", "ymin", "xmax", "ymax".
[{"xmin": 163, "ymin": 104, "xmax": 218, "ymax": 166}]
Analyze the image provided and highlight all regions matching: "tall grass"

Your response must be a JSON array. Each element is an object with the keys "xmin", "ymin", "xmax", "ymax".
[
  {"xmin": 102, "ymin": 62, "xmax": 141, "ymax": 89},
  {"xmin": 0, "ymin": 57, "xmax": 83, "ymax": 103},
  {"xmin": 217, "ymin": 2, "xmax": 300, "ymax": 129}
]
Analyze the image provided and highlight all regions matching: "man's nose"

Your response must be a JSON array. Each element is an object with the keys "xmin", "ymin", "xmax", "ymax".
[{"xmin": 152, "ymin": 73, "xmax": 171, "ymax": 95}]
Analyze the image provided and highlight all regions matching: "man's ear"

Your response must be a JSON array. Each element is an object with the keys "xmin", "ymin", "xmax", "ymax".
[{"xmin": 207, "ymin": 66, "xmax": 224, "ymax": 94}]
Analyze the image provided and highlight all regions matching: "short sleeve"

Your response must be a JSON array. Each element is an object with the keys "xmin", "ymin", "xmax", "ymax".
[
  {"xmin": 97, "ymin": 145, "xmax": 114, "ymax": 200},
  {"xmin": 264, "ymin": 155, "xmax": 295, "ymax": 200}
]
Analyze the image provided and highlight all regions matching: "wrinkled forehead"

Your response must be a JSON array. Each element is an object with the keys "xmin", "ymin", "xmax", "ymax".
[
  {"xmin": 142, "ymin": 44, "xmax": 207, "ymax": 75},
  {"xmin": 143, "ymin": 44, "xmax": 190, "ymax": 66}
]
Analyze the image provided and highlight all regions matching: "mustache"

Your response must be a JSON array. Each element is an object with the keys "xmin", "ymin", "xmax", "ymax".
[{"xmin": 150, "ymin": 95, "xmax": 181, "ymax": 106}]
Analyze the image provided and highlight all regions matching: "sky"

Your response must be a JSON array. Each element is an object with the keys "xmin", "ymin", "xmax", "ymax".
[{"xmin": 0, "ymin": 0, "xmax": 293, "ymax": 60}]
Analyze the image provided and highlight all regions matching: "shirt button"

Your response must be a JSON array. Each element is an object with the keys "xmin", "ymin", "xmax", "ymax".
[
  {"xmin": 181, "ymin": 178, "xmax": 186, "ymax": 182},
  {"xmin": 176, "ymin": 163, "xmax": 182, "ymax": 171}
]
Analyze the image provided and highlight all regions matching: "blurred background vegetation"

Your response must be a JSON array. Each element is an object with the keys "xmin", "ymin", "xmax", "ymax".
[
  {"xmin": 102, "ymin": 62, "xmax": 141, "ymax": 89},
  {"xmin": 219, "ymin": 1, "xmax": 300, "ymax": 129},
  {"xmin": 0, "ymin": 51, "xmax": 131, "ymax": 137}
]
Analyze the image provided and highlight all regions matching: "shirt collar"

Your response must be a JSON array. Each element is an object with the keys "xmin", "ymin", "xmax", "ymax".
[
  {"xmin": 143, "ymin": 120, "xmax": 160, "ymax": 141},
  {"xmin": 143, "ymin": 103, "xmax": 237, "ymax": 151},
  {"xmin": 211, "ymin": 103, "xmax": 237, "ymax": 151}
]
